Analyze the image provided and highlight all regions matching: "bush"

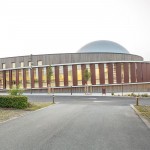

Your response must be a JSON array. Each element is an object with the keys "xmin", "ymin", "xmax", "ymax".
[
  {"xmin": 0, "ymin": 96, "xmax": 28, "ymax": 109},
  {"xmin": 8, "ymin": 85, "xmax": 24, "ymax": 96},
  {"xmin": 141, "ymin": 93, "xmax": 149, "ymax": 97}
]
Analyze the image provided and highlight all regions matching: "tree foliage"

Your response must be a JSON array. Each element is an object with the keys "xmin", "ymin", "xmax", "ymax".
[
  {"xmin": 83, "ymin": 68, "xmax": 91, "ymax": 84},
  {"xmin": 47, "ymin": 65, "xmax": 53, "ymax": 85}
]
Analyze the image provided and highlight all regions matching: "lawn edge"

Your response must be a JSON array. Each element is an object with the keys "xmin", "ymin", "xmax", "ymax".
[{"xmin": 130, "ymin": 104, "xmax": 150, "ymax": 129}]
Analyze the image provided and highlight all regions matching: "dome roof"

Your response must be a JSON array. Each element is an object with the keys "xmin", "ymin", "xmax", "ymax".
[{"xmin": 77, "ymin": 40, "xmax": 129, "ymax": 54}]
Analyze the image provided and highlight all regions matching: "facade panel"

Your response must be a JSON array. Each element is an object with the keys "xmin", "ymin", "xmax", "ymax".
[
  {"xmin": 72, "ymin": 65, "xmax": 77, "ymax": 86},
  {"xmin": 116, "ymin": 63, "xmax": 121, "ymax": 84},
  {"xmin": 99, "ymin": 63, "xmax": 105, "ymax": 84},
  {"xmin": 90, "ymin": 64, "xmax": 96, "ymax": 85},
  {"xmin": 108, "ymin": 63, "xmax": 113, "ymax": 84},
  {"xmin": 63, "ymin": 65, "xmax": 68, "ymax": 86},
  {"xmin": 124, "ymin": 63, "xmax": 129, "ymax": 83}
]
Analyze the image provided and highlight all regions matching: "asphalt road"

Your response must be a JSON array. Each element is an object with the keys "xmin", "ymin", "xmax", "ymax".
[{"xmin": 0, "ymin": 96, "xmax": 150, "ymax": 150}]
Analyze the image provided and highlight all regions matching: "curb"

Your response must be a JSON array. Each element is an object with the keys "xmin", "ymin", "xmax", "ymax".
[{"xmin": 130, "ymin": 104, "xmax": 150, "ymax": 129}]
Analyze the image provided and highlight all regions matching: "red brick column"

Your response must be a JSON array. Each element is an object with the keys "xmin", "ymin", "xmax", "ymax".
[
  {"xmin": 63, "ymin": 66, "xmax": 68, "ymax": 86},
  {"xmin": 90, "ymin": 64, "xmax": 96, "ymax": 85},
  {"xmin": 72, "ymin": 65, "xmax": 77, "ymax": 86}
]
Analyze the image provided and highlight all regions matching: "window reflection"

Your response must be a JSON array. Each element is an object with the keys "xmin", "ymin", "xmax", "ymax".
[
  {"xmin": 19, "ymin": 69, "xmax": 23, "ymax": 88},
  {"xmin": 59, "ymin": 66, "xmax": 64, "ymax": 86},
  {"xmin": 68, "ymin": 66, "xmax": 72, "ymax": 86},
  {"xmin": 26, "ymin": 69, "xmax": 31, "ymax": 88},
  {"xmin": 42, "ymin": 67, "xmax": 47, "ymax": 87},
  {"xmin": 77, "ymin": 65, "xmax": 82, "ymax": 85},
  {"xmin": 86, "ymin": 64, "xmax": 91, "ymax": 85},
  {"xmin": 6, "ymin": 71, "xmax": 9, "ymax": 89},
  {"xmin": 34, "ymin": 68, "xmax": 39, "ymax": 88},
  {"xmin": 113, "ymin": 64, "xmax": 117, "ymax": 84},
  {"xmin": 104, "ymin": 64, "xmax": 108, "ymax": 84},
  {"xmin": 12, "ymin": 70, "xmax": 16, "ymax": 87},
  {"xmin": 95, "ymin": 64, "xmax": 100, "ymax": 84}
]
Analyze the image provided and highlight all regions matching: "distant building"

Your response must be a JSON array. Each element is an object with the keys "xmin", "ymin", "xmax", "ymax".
[{"xmin": 0, "ymin": 40, "xmax": 149, "ymax": 93}]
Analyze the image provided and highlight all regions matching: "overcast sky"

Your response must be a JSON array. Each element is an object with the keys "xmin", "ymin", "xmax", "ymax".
[{"xmin": 0, "ymin": 0, "xmax": 150, "ymax": 60}]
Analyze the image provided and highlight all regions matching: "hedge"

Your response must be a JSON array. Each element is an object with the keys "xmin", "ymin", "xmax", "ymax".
[{"xmin": 0, "ymin": 96, "xmax": 28, "ymax": 109}]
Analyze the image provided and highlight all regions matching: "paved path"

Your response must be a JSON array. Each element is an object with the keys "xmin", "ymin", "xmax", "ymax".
[{"xmin": 0, "ymin": 96, "xmax": 150, "ymax": 150}]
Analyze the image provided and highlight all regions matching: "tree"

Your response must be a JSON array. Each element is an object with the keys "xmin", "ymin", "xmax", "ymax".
[{"xmin": 83, "ymin": 68, "xmax": 91, "ymax": 94}]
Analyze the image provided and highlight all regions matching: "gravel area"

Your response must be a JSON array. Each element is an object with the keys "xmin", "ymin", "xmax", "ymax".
[{"xmin": 0, "ymin": 108, "xmax": 26, "ymax": 123}]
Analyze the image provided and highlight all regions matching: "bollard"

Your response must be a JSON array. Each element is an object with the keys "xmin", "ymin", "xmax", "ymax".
[
  {"xmin": 53, "ymin": 95, "xmax": 55, "ymax": 104},
  {"xmin": 71, "ymin": 86, "xmax": 72, "ymax": 95},
  {"xmin": 136, "ymin": 97, "xmax": 139, "ymax": 106}
]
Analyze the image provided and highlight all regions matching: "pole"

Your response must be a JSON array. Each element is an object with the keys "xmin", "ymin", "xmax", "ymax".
[
  {"xmin": 136, "ymin": 97, "xmax": 139, "ymax": 106},
  {"xmin": 30, "ymin": 54, "xmax": 32, "ymax": 94},
  {"xmin": 71, "ymin": 86, "xmax": 72, "ymax": 95},
  {"xmin": 53, "ymin": 94, "xmax": 55, "ymax": 104}
]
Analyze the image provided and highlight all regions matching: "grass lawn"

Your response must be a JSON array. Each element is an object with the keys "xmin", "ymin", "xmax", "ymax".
[
  {"xmin": 134, "ymin": 105, "xmax": 150, "ymax": 121},
  {"xmin": 0, "ymin": 102, "xmax": 54, "ymax": 123}
]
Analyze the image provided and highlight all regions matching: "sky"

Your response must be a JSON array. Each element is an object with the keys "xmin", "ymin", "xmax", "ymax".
[{"xmin": 0, "ymin": 0, "xmax": 150, "ymax": 60}]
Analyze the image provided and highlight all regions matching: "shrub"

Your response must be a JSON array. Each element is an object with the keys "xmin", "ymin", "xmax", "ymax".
[
  {"xmin": 141, "ymin": 93, "xmax": 149, "ymax": 97},
  {"xmin": 0, "ymin": 96, "xmax": 28, "ymax": 109},
  {"xmin": 111, "ymin": 92, "xmax": 114, "ymax": 96},
  {"xmin": 8, "ymin": 85, "xmax": 24, "ymax": 96}
]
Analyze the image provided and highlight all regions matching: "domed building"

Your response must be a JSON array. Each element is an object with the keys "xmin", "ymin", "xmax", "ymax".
[{"xmin": 0, "ymin": 40, "xmax": 149, "ymax": 94}]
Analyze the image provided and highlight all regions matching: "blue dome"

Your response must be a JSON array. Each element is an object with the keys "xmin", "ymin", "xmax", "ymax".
[{"xmin": 77, "ymin": 40, "xmax": 129, "ymax": 54}]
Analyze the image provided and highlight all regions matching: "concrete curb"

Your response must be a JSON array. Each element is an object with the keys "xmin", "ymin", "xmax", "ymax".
[{"xmin": 130, "ymin": 104, "xmax": 150, "ymax": 129}]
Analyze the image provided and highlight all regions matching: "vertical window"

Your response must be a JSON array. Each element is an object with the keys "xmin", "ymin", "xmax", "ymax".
[
  {"xmin": 129, "ymin": 63, "xmax": 131, "ymax": 83},
  {"xmin": 34, "ymin": 68, "xmax": 39, "ymax": 88},
  {"xmin": 121, "ymin": 63, "xmax": 124, "ymax": 83},
  {"xmin": 20, "ymin": 62, "xmax": 24, "ymax": 67},
  {"xmin": 51, "ymin": 67, "xmax": 55, "ymax": 87},
  {"xmin": 68, "ymin": 66, "xmax": 72, "ymax": 86},
  {"xmin": 26, "ymin": 69, "xmax": 31, "ymax": 88},
  {"xmin": 12, "ymin": 70, "xmax": 16, "ymax": 87},
  {"xmin": 0, "ymin": 71, "xmax": 3, "ymax": 89},
  {"xmin": 12, "ymin": 63, "xmax": 15, "ymax": 68},
  {"xmin": 95, "ymin": 64, "xmax": 100, "ymax": 84},
  {"xmin": 59, "ymin": 66, "xmax": 64, "ymax": 86},
  {"xmin": 19, "ymin": 69, "xmax": 23, "ymax": 88},
  {"xmin": 113, "ymin": 63, "xmax": 117, "ymax": 84},
  {"xmin": 86, "ymin": 64, "xmax": 91, "ymax": 85},
  {"xmin": 6, "ymin": 71, "xmax": 9, "ymax": 89},
  {"xmin": 42, "ymin": 67, "xmax": 47, "ymax": 87},
  {"xmin": 38, "ymin": 61, "xmax": 42, "ymax": 66},
  {"xmin": 28, "ymin": 61, "xmax": 32, "ymax": 67},
  {"xmin": 77, "ymin": 65, "xmax": 82, "ymax": 85},
  {"xmin": 135, "ymin": 63, "xmax": 138, "ymax": 82},
  {"xmin": 104, "ymin": 64, "xmax": 108, "ymax": 84},
  {"xmin": 2, "ymin": 63, "xmax": 6, "ymax": 69}
]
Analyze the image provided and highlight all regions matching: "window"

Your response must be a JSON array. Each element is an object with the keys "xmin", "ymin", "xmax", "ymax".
[
  {"xmin": 19, "ymin": 69, "xmax": 23, "ymax": 88},
  {"xmin": 26, "ymin": 69, "xmax": 31, "ymax": 88},
  {"xmin": 104, "ymin": 64, "xmax": 108, "ymax": 84},
  {"xmin": 6, "ymin": 71, "xmax": 9, "ymax": 89},
  {"xmin": 34, "ymin": 68, "xmax": 39, "ymax": 88},
  {"xmin": 42, "ymin": 67, "xmax": 47, "ymax": 87},
  {"xmin": 113, "ymin": 64, "xmax": 117, "ymax": 84},
  {"xmin": 38, "ymin": 61, "xmax": 42, "ymax": 66},
  {"xmin": 95, "ymin": 64, "xmax": 100, "ymax": 84},
  {"xmin": 121, "ymin": 63, "xmax": 124, "ymax": 83},
  {"xmin": 20, "ymin": 62, "xmax": 24, "ymax": 67},
  {"xmin": 28, "ymin": 61, "xmax": 32, "ymax": 67},
  {"xmin": 0, "ymin": 71, "xmax": 3, "ymax": 89},
  {"xmin": 59, "ymin": 66, "xmax": 64, "ymax": 86},
  {"xmin": 86, "ymin": 64, "xmax": 91, "ymax": 85},
  {"xmin": 12, "ymin": 63, "xmax": 15, "ymax": 68},
  {"xmin": 129, "ymin": 63, "xmax": 131, "ymax": 83},
  {"xmin": 51, "ymin": 67, "xmax": 55, "ymax": 87},
  {"xmin": 68, "ymin": 66, "xmax": 72, "ymax": 86},
  {"xmin": 77, "ymin": 65, "xmax": 82, "ymax": 85},
  {"xmin": 2, "ymin": 63, "xmax": 6, "ymax": 69},
  {"xmin": 12, "ymin": 70, "xmax": 16, "ymax": 87}
]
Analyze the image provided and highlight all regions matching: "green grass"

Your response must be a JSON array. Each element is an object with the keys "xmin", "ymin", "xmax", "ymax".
[
  {"xmin": 25, "ymin": 102, "xmax": 54, "ymax": 111},
  {"xmin": 135, "ymin": 105, "xmax": 150, "ymax": 120}
]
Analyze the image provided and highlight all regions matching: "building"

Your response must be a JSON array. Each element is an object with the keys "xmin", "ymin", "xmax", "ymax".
[{"xmin": 0, "ymin": 40, "xmax": 150, "ymax": 93}]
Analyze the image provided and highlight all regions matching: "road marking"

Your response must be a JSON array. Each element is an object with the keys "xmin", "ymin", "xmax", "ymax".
[{"xmin": 93, "ymin": 101, "xmax": 110, "ymax": 102}]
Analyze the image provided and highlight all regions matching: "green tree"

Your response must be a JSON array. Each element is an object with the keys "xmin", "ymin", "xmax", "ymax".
[
  {"xmin": 47, "ymin": 65, "xmax": 53, "ymax": 86},
  {"xmin": 83, "ymin": 68, "xmax": 91, "ymax": 84}
]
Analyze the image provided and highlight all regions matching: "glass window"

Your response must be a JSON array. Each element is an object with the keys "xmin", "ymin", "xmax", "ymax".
[
  {"xmin": 20, "ymin": 62, "xmax": 24, "ymax": 67},
  {"xmin": 68, "ymin": 66, "xmax": 72, "ymax": 86},
  {"xmin": 129, "ymin": 63, "xmax": 131, "ymax": 83},
  {"xmin": 77, "ymin": 65, "xmax": 82, "ymax": 85},
  {"xmin": 26, "ymin": 69, "xmax": 31, "ymax": 88},
  {"xmin": 95, "ymin": 64, "xmax": 100, "ymax": 84},
  {"xmin": 12, "ymin": 70, "xmax": 16, "ymax": 87},
  {"xmin": 19, "ymin": 69, "xmax": 23, "ymax": 88},
  {"xmin": 34, "ymin": 68, "xmax": 39, "ymax": 88},
  {"xmin": 121, "ymin": 63, "xmax": 124, "ymax": 83},
  {"xmin": 12, "ymin": 63, "xmax": 15, "ymax": 68},
  {"xmin": 0, "ymin": 71, "xmax": 3, "ymax": 89},
  {"xmin": 113, "ymin": 63, "xmax": 117, "ymax": 84},
  {"xmin": 2, "ymin": 63, "xmax": 6, "ymax": 69},
  {"xmin": 59, "ymin": 66, "xmax": 64, "ymax": 86},
  {"xmin": 42, "ymin": 67, "xmax": 47, "ymax": 87},
  {"xmin": 86, "ymin": 64, "xmax": 91, "ymax": 85},
  {"xmin": 38, "ymin": 61, "xmax": 42, "ymax": 66},
  {"xmin": 51, "ymin": 67, "xmax": 55, "ymax": 87},
  {"xmin": 28, "ymin": 61, "xmax": 32, "ymax": 67},
  {"xmin": 104, "ymin": 64, "xmax": 108, "ymax": 84},
  {"xmin": 6, "ymin": 71, "xmax": 9, "ymax": 89}
]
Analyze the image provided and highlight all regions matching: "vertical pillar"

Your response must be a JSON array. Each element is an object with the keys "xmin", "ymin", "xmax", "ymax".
[
  {"xmin": 63, "ymin": 65, "xmax": 68, "ymax": 86},
  {"xmin": 38, "ymin": 67, "xmax": 42, "ymax": 88},
  {"xmin": 116, "ymin": 63, "xmax": 121, "ymax": 84},
  {"xmin": 72, "ymin": 65, "xmax": 77, "ymax": 86},
  {"xmin": 108, "ymin": 63, "xmax": 113, "ymax": 84},
  {"xmin": 9, "ymin": 70, "xmax": 12, "ymax": 88},
  {"xmin": 23, "ymin": 69, "xmax": 26, "ymax": 89},
  {"xmin": 124, "ymin": 63, "xmax": 129, "ymax": 83},
  {"xmin": 31, "ymin": 68, "xmax": 34, "ymax": 88},
  {"xmin": 16, "ymin": 70, "xmax": 19, "ymax": 86},
  {"xmin": 3, "ymin": 71, "xmax": 6, "ymax": 89},
  {"xmin": 131, "ymin": 63, "xmax": 136, "ymax": 83}
]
